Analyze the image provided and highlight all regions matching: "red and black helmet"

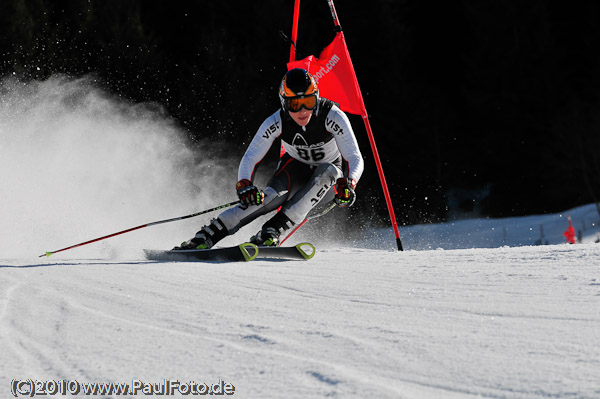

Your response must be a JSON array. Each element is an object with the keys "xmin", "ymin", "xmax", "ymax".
[{"xmin": 278, "ymin": 68, "xmax": 319, "ymax": 112}]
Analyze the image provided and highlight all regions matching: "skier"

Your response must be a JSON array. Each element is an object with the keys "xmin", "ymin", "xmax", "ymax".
[
  {"xmin": 176, "ymin": 68, "xmax": 364, "ymax": 249},
  {"xmin": 563, "ymin": 215, "xmax": 576, "ymax": 244}
]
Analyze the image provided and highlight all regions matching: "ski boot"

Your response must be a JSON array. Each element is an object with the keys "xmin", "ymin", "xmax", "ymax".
[
  {"xmin": 250, "ymin": 212, "xmax": 295, "ymax": 247},
  {"xmin": 250, "ymin": 226, "xmax": 281, "ymax": 247},
  {"xmin": 174, "ymin": 218, "xmax": 228, "ymax": 250}
]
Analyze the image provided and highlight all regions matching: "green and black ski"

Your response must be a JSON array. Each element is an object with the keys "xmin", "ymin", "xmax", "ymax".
[
  {"xmin": 144, "ymin": 242, "xmax": 315, "ymax": 262},
  {"xmin": 257, "ymin": 243, "xmax": 315, "ymax": 260}
]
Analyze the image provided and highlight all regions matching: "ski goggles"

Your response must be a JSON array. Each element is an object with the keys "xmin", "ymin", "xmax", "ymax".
[{"xmin": 285, "ymin": 95, "xmax": 318, "ymax": 112}]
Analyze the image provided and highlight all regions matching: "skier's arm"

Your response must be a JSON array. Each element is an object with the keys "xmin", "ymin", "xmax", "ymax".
[
  {"xmin": 238, "ymin": 111, "xmax": 282, "ymax": 182},
  {"xmin": 327, "ymin": 105, "xmax": 364, "ymax": 183}
]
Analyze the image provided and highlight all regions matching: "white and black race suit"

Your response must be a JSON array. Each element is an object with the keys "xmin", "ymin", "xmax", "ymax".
[{"xmin": 218, "ymin": 98, "xmax": 364, "ymax": 234}]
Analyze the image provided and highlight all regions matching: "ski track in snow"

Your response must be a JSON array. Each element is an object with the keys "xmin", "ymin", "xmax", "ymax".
[{"xmin": 1, "ymin": 244, "xmax": 599, "ymax": 399}]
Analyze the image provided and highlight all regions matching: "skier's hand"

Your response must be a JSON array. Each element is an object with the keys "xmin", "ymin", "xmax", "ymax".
[
  {"xmin": 236, "ymin": 179, "xmax": 265, "ymax": 207},
  {"xmin": 334, "ymin": 178, "xmax": 356, "ymax": 207}
]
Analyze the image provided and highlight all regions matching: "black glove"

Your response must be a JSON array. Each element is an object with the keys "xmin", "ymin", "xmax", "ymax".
[
  {"xmin": 334, "ymin": 178, "xmax": 356, "ymax": 207},
  {"xmin": 236, "ymin": 179, "xmax": 265, "ymax": 207}
]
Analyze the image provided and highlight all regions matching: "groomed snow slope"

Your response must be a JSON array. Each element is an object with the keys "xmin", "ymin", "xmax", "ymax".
[{"xmin": 1, "ymin": 243, "xmax": 599, "ymax": 399}]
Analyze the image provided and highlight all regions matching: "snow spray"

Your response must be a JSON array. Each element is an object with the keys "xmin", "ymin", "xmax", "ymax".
[{"xmin": 0, "ymin": 75, "xmax": 238, "ymax": 259}]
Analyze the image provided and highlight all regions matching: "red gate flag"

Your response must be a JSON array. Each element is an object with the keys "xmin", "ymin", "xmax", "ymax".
[
  {"xmin": 287, "ymin": 0, "xmax": 403, "ymax": 250},
  {"xmin": 287, "ymin": 32, "xmax": 365, "ymax": 116}
]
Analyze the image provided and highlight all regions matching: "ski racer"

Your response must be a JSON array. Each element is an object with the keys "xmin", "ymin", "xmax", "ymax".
[{"xmin": 176, "ymin": 68, "xmax": 364, "ymax": 249}]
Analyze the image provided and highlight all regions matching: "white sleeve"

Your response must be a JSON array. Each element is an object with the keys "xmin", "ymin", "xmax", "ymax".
[
  {"xmin": 238, "ymin": 111, "xmax": 282, "ymax": 182},
  {"xmin": 327, "ymin": 105, "xmax": 364, "ymax": 183}
]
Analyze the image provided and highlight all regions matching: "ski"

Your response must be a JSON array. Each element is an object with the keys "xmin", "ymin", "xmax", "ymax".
[
  {"xmin": 144, "ymin": 243, "xmax": 258, "ymax": 262},
  {"xmin": 143, "ymin": 242, "xmax": 315, "ymax": 262},
  {"xmin": 257, "ymin": 242, "xmax": 315, "ymax": 260}
]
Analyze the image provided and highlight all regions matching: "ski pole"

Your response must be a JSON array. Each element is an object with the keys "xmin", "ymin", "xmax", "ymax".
[
  {"xmin": 280, "ymin": 202, "xmax": 337, "ymax": 245},
  {"xmin": 39, "ymin": 200, "xmax": 240, "ymax": 258}
]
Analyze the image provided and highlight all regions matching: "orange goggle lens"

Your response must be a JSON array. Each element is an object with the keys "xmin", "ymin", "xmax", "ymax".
[{"xmin": 285, "ymin": 95, "xmax": 317, "ymax": 112}]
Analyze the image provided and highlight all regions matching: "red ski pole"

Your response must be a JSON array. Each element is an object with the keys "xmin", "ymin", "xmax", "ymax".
[
  {"xmin": 39, "ymin": 200, "xmax": 240, "ymax": 257},
  {"xmin": 280, "ymin": 203, "xmax": 337, "ymax": 245}
]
